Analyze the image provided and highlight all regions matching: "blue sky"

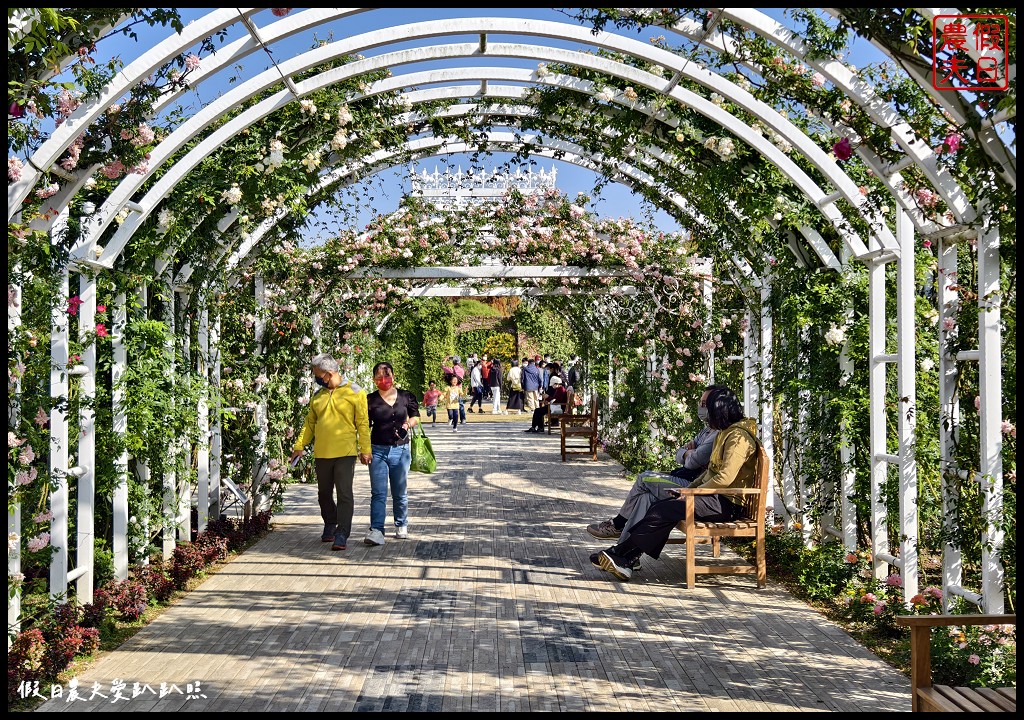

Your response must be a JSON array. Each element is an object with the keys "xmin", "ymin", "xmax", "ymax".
[{"xmin": 87, "ymin": 8, "xmax": 896, "ymax": 239}]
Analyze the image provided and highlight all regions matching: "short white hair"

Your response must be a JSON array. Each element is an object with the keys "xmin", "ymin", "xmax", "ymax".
[{"xmin": 310, "ymin": 353, "xmax": 339, "ymax": 374}]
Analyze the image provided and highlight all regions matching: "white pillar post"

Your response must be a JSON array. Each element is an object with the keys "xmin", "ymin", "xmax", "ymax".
[
  {"xmin": 76, "ymin": 272, "xmax": 98, "ymax": 603},
  {"xmin": 867, "ymin": 257, "xmax": 890, "ymax": 581},
  {"xmin": 197, "ymin": 302, "xmax": 211, "ymax": 532},
  {"xmin": 135, "ymin": 283, "xmax": 151, "ymax": 565},
  {"xmin": 702, "ymin": 269, "xmax": 713, "ymax": 383},
  {"xmin": 210, "ymin": 313, "xmax": 222, "ymax": 522},
  {"xmin": 838, "ymin": 289, "xmax": 857, "ymax": 553},
  {"xmin": 759, "ymin": 276, "xmax": 777, "ymax": 524},
  {"xmin": 895, "ymin": 208, "xmax": 919, "ymax": 604},
  {"xmin": 977, "ymin": 206, "xmax": 1004, "ymax": 614},
  {"xmin": 176, "ymin": 288, "xmax": 190, "ymax": 541},
  {"xmin": 796, "ymin": 327, "xmax": 811, "ymax": 547},
  {"xmin": 742, "ymin": 307, "xmax": 757, "ymax": 419},
  {"xmin": 250, "ymin": 276, "xmax": 268, "ymax": 518},
  {"xmin": 49, "ymin": 265, "xmax": 71, "ymax": 599},
  {"xmin": 937, "ymin": 236, "xmax": 961, "ymax": 610},
  {"xmin": 607, "ymin": 349, "xmax": 614, "ymax": 406},
  {"xmin": 161, "ymin": 269, "xmax": 176, "ymax": 560},
  {"xmin": 8, "ymin": 274, "xmax": 23, "ymax": 636},
  {"xmin": 112, "ymin": 292, "xmax": 129, "ymax": 579}
]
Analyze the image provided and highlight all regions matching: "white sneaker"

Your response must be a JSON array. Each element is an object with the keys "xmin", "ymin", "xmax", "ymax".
[
  {"xmin": 395, "ymin": 525, "xmax": 408, "ymax": 539},
  {"xmin": 363, "ymin": 528, "xmax": 386, "ymax": 546}
]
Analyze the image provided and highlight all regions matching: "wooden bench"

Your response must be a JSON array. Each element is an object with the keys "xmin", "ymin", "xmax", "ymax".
[
  {"xmin": 895, "ymin": 613, "xmax": 1016, "ymax": 712},
  {"xmin": 665, "ymin": 440, "xmax": 769, "ymax": 588},
  {"xmin": 560, "ymin": 395, "xmax": 599, "ymax": 462},
  {"xmin": 547, "ymin": 390, "xmax": 575, "ymax": 434}
]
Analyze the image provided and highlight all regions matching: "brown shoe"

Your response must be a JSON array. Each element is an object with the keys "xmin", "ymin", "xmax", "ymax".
[{"xmin": 586, "ymin": 519, "xmax": 621, "ymax": 539}]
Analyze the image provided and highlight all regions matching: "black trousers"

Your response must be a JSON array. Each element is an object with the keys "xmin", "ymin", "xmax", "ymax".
[
  {"xmin": 624, "ymin": 494, "xmax": 738, "ymax": 560},
  {"xmin": 315, "ymin": 456, "xmax": 356, "ymax": 539},
  {"xmin": 530, "ymin": 405, "xmax": 548, "ymax": 429}
]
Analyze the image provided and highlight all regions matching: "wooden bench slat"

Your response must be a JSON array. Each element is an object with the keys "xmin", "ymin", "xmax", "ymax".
[{"xmin": 976, "ymin": 687, "xmax": 1015, "ymax": 712}]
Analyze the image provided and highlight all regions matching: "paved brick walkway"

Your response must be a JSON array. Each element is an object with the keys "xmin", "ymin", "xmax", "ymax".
[{"xmin": 36, "ymin": 421, "xmax": 910, "ymax": 711}]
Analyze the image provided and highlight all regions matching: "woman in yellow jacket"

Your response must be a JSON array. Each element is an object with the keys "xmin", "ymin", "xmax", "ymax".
[
  {"xmin": 594, "ymin": 385, "xmax": 760, "ymax": 581},
  {"xmin": 289, "ymin": 354, "xmax": 371, "ymax": 551}
]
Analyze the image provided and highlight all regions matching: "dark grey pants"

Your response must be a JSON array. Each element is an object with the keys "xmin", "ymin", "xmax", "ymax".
[
  {"xmin": 315, "ymin": 456, "xmax": 356, "ymax": 539},
  {"xmin": 625, "ymin": 494, "xmax": 738, "ymax": 560}
]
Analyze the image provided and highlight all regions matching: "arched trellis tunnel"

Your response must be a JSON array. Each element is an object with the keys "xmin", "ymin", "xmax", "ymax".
[{"xmin": 7, "ymin": 8, "xmax": 1015, "ymax": 640}]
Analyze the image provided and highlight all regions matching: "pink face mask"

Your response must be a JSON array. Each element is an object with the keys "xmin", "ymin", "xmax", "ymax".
[{"xmin": 374, "ymin": 377, "xmax": 394, "ymax": 392}]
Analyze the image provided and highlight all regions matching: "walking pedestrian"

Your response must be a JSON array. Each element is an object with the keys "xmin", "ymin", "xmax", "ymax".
[{"xmin": 289, "ymin": 353, "xmax": 371, "ymax": 551}]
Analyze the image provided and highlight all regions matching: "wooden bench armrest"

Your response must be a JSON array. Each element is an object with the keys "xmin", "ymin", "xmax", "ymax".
[
  {"xmin": 896, "ymin": 614, "xmax": 1015, "ymax": 628},
  {"xmin": 674, "ymin": 487, "xmax": 761, "ymax": 496}
]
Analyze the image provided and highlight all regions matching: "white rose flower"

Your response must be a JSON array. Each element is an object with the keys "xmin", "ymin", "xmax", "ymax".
[
  {"xmin": 222, "ymin": 184, "xmax": 243, "ymax": 205},
  {"xmin": 824, "ymin": 324, "xmax": 847, "ymax": 346}
]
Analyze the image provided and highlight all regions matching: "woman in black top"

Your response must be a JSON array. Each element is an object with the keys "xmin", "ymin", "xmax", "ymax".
[
  {"xmin": 489, "ymin": 357, "xmax": 504, "ymax": 414},
  {"xmin": 364, "ymin": 362, "xmax": 419, "ymax": 545}
]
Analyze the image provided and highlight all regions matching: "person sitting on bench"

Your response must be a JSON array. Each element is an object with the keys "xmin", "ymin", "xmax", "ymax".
[
  {"xmin": 524, "ymin": 375, "xmax": 567, "ymax": 433},
  {"xmin": 585, "ymin": 384, "xmax": 725, "ymax": 545},
  {"xmin": 592, "ymin": 386, "xmax": 759, "ymax": 581}
]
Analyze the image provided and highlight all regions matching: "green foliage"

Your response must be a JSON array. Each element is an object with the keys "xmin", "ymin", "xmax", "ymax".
[
  {"xmin": 511, "ymin": 304, "xmax": 578, "ymax": 362},
  {"xmin": 482, "ymin": 333, "xmax": 516, "ymax": 366},
  {"xmin": 417, "ymin": 299, "xmax": 455, "ymax": 392},
  {"xmin": 797, "ymin": 542, "xmax": 858, "ymax": 601}
]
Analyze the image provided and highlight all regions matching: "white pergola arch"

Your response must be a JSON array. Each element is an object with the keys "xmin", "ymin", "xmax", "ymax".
[
  {"xmin": 214, "ymin": 96, "xmax": 841, "ymax": 275},
  {"xmin": 821, "ymin": 8, "xmax": 1016, "ymax": 191},
  {"xmin": 164, "ymin": 79, "xmax": 840, "ymax": 286},
  {"xmin": 8, "ymin": 9, "xmax": 1008, "ymax": 621},
  {"xmin": 665, "ymin": 11, "xmax": 975, "ymax": 232},
  {"xmin": 45, "ymin": 17, "xmax": 905, "ymax": 267}
]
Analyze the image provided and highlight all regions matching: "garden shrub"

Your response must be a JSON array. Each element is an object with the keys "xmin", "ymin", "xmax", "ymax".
[
  {"xmin": 80, "ymin": 587, "xmax": 112, "ymax": 629},
  {"xmin": 195, "ymin": 531, "xmax": 230, "ymax": 563},
  {"xmin": 796, "ymin": 541, "xmax": 857, "ymax": 601},
  {"xmin": 7, "ymin": 628, "xmax": 46, "ymax": 703},
  {"xmin": 930, "ymin": 619, "xmax": 1016, "ymax": 687},
  {"xmin": 106, "ymin": 578, "xmax": 149, "ymax": 621},
  {"xmin": 132, "ymin": 563, "xmax": 175, "ymax": 603},
  {"xmin": 169, "ymin": 543, "xmax": 206, "ymax": 589}
]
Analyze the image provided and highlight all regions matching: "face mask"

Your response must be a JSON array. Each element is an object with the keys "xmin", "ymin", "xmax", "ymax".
[
  {"xmin": 697, "ymin": 405, "xmax": 709, "ymax": 423},
  {"xmin": 374, "ymin": 377, "xmax": 394, "ymax": 392},
  {"xmin": 315, "ymin": 375, "xmax": 328, "ymax": 388}
]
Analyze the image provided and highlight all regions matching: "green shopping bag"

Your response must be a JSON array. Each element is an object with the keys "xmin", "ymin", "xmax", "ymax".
[{"xmin": 409, "ymin": 423, "xmax": 437, "ymax": 474}]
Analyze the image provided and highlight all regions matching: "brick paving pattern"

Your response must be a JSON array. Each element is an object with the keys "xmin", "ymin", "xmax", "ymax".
[{"xmin": 35, "ymin": 421, "xmax": 910, "ymax": 711}]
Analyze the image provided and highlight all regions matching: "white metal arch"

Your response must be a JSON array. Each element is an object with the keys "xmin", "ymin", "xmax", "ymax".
[
  {"xmin": 76, "ymin": 24, "xmax": 899, "ymax": 267},
  {"xmin": 177, "ymin": 82, "xmax": 839, "ymax": 276},
  {"xmin": 820, "ymin": 8, "xmax": 1016, "ymax": 191},
  {"xmin": 6, "ymin": 8, "xmax": 263, "ymax": 218},
  {"xmin": 667, "ymin": 10, "xmax": 975, "ymax": 231},
  {"xmin": 20, "ymin": 6, "xmax": 972, "ymax": 246}
]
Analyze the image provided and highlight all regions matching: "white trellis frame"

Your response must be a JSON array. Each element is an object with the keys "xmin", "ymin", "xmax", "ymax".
[{"xmin": 7, "ymin": 9, "xmax": 1008, "ymax": 619}]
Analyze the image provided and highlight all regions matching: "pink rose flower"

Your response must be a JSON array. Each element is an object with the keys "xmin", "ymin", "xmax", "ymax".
[{"xmin": 833, "ymin": 137, "xmax": 853, "ymax": 161}]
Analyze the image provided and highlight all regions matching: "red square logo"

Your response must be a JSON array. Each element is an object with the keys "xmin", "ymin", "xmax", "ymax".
[{"xmin": 932, "ymin": 14, "xmax": 1009, "ymax": 91}]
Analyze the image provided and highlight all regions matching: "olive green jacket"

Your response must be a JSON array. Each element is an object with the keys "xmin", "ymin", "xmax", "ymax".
[{"xmin": 689, "ymin": 417, "xmax": 760, "ymax": 516}]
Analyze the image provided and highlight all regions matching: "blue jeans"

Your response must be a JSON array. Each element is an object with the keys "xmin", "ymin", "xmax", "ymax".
[{"xmin": 368, "ymin": 444, "xmax": 410, "ymax": 532}]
